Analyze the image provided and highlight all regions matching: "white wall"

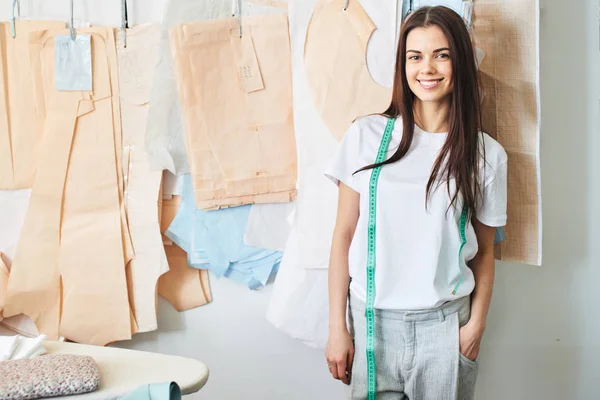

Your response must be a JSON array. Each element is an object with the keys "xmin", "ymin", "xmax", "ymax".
[{"xmin": 8, "ymin": 0, "xmax": 599, "ymax": 398}]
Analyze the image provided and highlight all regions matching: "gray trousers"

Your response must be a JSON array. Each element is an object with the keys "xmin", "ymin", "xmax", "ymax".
[{"xmin": 349, "ymin": 295, "xmax": 478, "ymax": 400}]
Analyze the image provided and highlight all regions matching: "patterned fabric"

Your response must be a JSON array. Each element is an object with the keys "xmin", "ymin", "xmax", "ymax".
[{"xmin": 0, "ymin": 354, "xmax": 100, "ymax": 400}]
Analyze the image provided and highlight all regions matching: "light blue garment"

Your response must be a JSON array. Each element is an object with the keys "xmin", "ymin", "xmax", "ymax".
[
  {"xmin": 121, "ymin": 382, "xmax": 181, "ymax": 400},
  {"xmin": 166, "ymin": 174, "xmax": 282, "ymax": 289},
  {"xmin": 494, "ymin": 227, "xmax": 507, "ymax": 244},
  {"xmin": 165, "ymin": 177, "xmax": 209, "ymax": 265}
]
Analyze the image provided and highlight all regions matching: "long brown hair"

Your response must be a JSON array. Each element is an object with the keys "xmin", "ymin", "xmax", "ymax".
[{"xmin": 357, "ymin": 6, "xmax": 484, "ymax": 217}]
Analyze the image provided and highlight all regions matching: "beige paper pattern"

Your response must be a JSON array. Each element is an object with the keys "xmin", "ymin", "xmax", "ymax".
[
  {"xmin": 473, "ymin": 0, "xmax": 541, "ymax": 265},
  {"xmin": 304, "ymin": 0, "xmax": 392, "ymax": 141},
  {"xmin": 0, "ymin": 21, "xmax": 66, "ymax": 190},
  {"xmin": 4, "ymin": 28, "xmax": 133, "ymax": 345},
  {"xmin": 170, "ymin": 14, "xmax": 298, "ymax": 210},
  {"xmin": 158, "ymin": 196, "xmax": 212, "ymax": 311},
  {"xmin": 117, "ymin": 24, "xmax": 168, "ymax": 333},
  {"xmin": 248, "ymin": 0, "xmax": 288, "ymax": 9}
]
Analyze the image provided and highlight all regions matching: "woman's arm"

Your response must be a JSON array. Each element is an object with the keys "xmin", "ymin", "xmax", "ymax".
[
  {"xmin": 328, "ymin": 183, "xmax": 360, "ymax": 332},
  {"xmin": 326, "ymin": 182, "xmax": 360, "ymax": 384},
  {"xmin": 460, "ymin": 218, "xmax": 497, "ymax": 360}
]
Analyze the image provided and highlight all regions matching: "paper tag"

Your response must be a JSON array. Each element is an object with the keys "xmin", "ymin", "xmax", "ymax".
[
  {"xmin": 54, "ymin": 34, "xmax": 92, "ymax": 91},
  {"xmin": 230, "ymin": 34, "xmax": 264, "ymax": 93}
]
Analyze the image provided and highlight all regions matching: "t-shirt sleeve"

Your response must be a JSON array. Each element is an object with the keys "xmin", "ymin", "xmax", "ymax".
[
  {"xmin": 324, "ymin": 122, "xmax": 361, "ymax": 192},
  {"xmin": 476, "ymin": 159, "xmax": 508, "ymax": 227}
]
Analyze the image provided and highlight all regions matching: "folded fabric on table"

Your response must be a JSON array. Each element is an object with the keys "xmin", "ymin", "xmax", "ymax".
[
  {"xmin": 166, "ymin": 175, "xmax": 281, "ymax": 289},
  {"xmin": 0, "ymin": 354, "xmax": 100, "ymax": 400},
  {"xmin": 0, "ymin": 334, "xmax": 47, "ymax": 361}
]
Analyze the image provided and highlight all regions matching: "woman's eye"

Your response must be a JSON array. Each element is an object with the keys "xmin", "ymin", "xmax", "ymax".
[
  {"xmin": 408, "ymin": 55, "xmax": 420, "ymax": 60},
  {"xmin": 437, "ymin": 53, "xmax": 450, "ymax": 59}
]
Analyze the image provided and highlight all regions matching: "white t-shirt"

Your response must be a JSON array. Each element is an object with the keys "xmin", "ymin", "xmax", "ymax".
[{"xmin": 325, "ymin": 115, "xmax": 507, "ymax": 310}]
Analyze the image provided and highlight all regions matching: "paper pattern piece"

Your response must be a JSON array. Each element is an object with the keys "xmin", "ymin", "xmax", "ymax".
[
  {"xmin": 169, "ymin": 14, "xmax": 297, "ymax": 210},
  {"xmin": 244, "ymin": 202, "xmax": 295, "ymax": 251},
  {"xmin": 162, "ymin": 171, "xmax": 184, "ymax": 199},
  {"xmin": 294, "ymin": 0, "xmax": 396, "ymax": 272},
  {"xmin": 117, "ymin": 24, "xmax": 168, "ymax": 333},
  {"xmin": 0, "ymin": 21, "xmax": 66, "ymax": 190},
  {"xmin": 158, "ymin": 196, "xmax": 212, "ymax": 312},
  {"xmin": 4, "ymin": 27, "xmax": 133, "ymax": 345},
  {"xmin": 145, "ymin": 0, "xmax": 288, "ymax": 175},
  {"xmin": 265, "ymin": 229, "xmax": 329, "ymax": 349},
  {"xmin": 166, "ymin": 175, "xmax": 282, "ymax": 290},
  {"xmin": 472, "ymin": 0, "xmax": 541, "ymax": 265},
  {"xmin": 248, "ymin": 0, "xmax": 289, "ymax": 9},
  {"xmin": 304, "ymin": 0, "xmax": 392, "ymax": 141},
  {"xmin": 266, "ymin": 0, "xmax": 397, "ymax": 348},
  {"xmin": 145, "ymin": 0, "xmax": 231, "ymax": 175}
]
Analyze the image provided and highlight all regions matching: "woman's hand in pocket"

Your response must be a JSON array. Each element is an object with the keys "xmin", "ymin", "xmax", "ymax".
[{"xmin": 459, "ymin": 321, "xmax": 484, "ymax": 361}]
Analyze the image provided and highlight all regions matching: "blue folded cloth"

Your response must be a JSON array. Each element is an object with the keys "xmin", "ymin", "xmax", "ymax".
[
  {"xmin": 166, "ymin": 174, "xmax": 282, "ymax": 289},
  {"xmin": 121, "ymin": 382, "xmax": 181, "ymax": 400}
]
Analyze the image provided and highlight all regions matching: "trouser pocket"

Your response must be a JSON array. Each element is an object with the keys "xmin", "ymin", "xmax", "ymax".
[{"xmin": 456, "ymin": 300, "xmax": 479, "ymax": 400}]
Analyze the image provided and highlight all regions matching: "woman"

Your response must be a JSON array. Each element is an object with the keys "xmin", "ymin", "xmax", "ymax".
[{"xmin": 324, "ymin": 6, "xmax": 507, "ymax": 400}]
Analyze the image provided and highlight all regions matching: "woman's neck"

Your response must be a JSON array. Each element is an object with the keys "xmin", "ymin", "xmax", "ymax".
[{"xmin": 413, "ymin": 99, "xmax": 451, "ymax": 133}]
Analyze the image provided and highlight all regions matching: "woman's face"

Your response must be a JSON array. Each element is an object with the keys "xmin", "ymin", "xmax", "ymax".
[{"xmin": 405, "ymin": 25, "xmax": 454, "ymax": 106}]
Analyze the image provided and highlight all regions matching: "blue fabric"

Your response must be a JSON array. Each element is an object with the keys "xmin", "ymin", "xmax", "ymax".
[
  {"xmin": 121, "ymin": 382, "xmax": 181, "ymax": 400},
  {"xmin": 166, "ymin": 174, "xmax": 281, "ymax": 289},
  {"xmin": 494, "ymin": 227, "xmax": 507, "ymax": 244}
]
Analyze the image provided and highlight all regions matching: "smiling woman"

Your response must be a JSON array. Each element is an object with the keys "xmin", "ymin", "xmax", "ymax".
[
  {"xmin": 405, "ymin": 28, "xmax": 454, "ymax": 104},
  {"xmin": 324, "ymin": 5, "xmax": 507, "ymax": 400}
]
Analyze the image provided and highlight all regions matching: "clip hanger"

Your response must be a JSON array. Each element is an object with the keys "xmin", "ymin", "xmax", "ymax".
[
  {"xmin": 11, "ymin": 0, "xmax": 20, "ymax": 38},
  {"xmin": 69, "ymin": 0, "xmax": 77, "ymax": 40},
  {"xmin": 231, "ymin": 0, "xmax": 243, "ymax": 37},
  {"xmin": 121, "ymin": 0, "xmax": 128, "ymax": 47}
]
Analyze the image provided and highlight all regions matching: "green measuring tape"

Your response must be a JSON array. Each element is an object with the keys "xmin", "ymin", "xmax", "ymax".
[
  {"xmin": 365, "ymin": 118, "xmax": 395, "ymax": 399},
  {"xmin": 364, "ymin": 118, "xmax": 468, "ymax": 399}
]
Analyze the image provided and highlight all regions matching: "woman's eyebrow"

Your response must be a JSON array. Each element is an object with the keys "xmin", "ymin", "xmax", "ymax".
[{"xmin": 406, "ymin": 47, "xmax": 451, "ymax": 54}]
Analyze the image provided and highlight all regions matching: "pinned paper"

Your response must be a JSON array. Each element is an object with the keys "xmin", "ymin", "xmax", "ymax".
[
  {"xmin": 54, "ymin": 34, "xmax": 92, "ymax": 91},
  {"xmin": 304, "ymin": 0, "xmax": 392, "ymax": 141},
  {"xmin": 0, "ymin": 21, "xmax": 67, "ymax": 190},
  {"xmin": 170, "ymin": 14, "xmax": 297, "ymax": 210},
  {"xmin": 4, "ymin": 28, "xmax": 133, "ymax": 345},
  {"xmin": 473, "ymin": 0, "xmax": 541, "ymax": 265},
  {"xmin": 117, "ymin": 24, "xmax": 167, "ymax": 334},
  {"xmin": 158, "ymin": 196, "xmax": 212, "ymax": 312}
]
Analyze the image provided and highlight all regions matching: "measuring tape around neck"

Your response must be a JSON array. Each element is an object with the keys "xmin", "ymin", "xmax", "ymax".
[{"xmin": 364, "ymin": 118, "xmax": 468, "ymax": 399}]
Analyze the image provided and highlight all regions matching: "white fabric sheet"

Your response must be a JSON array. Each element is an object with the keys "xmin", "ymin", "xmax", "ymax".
[
  {"xmin": 266, "ymin": 0, "xmax": 398, "ymax": 348},
  {"xmin": 291, "ymin": 0, "xmax": 397, "ymax": 271}
]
